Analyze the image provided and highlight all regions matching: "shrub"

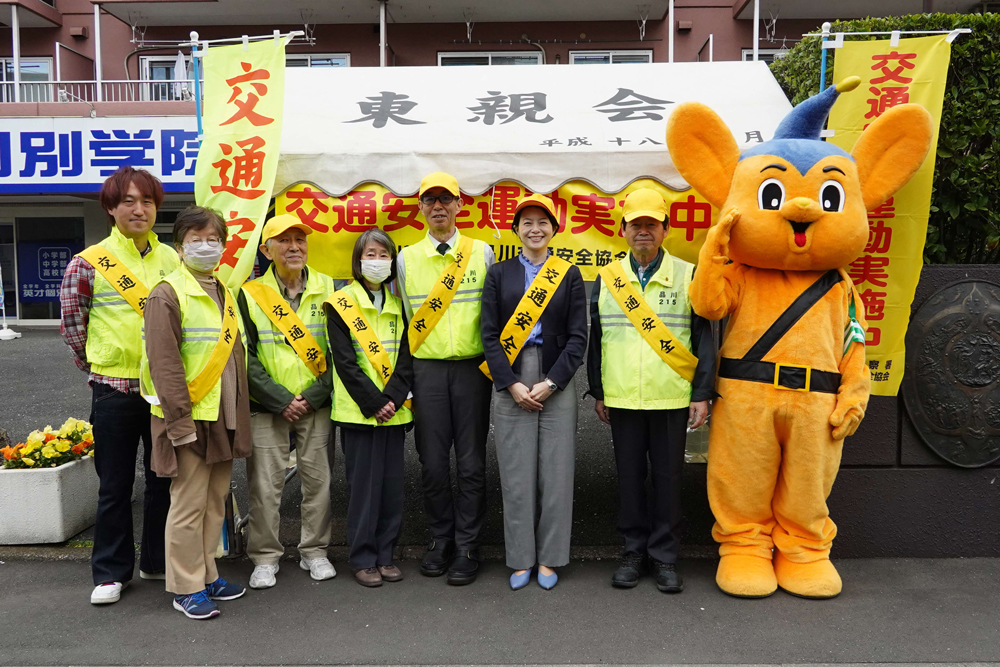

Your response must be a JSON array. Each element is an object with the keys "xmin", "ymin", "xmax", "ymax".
[{"xmin": 769, "ymin": 13, "xmax": 1000, "ymax": 264}]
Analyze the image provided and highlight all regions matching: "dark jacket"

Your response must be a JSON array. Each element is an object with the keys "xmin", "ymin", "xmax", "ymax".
[
  {"xmin": 480, "ymin": 256, "xmax": 588, "ymax": 392},
  {"xmin": 324, "ymin": 284, "xmax": 414, "ymax": 425}
]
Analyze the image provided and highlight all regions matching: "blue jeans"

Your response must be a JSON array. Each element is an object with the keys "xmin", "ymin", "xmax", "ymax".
[{"xmin": 90, "ymin": 382, "xmax": 171, "ymax": 585}]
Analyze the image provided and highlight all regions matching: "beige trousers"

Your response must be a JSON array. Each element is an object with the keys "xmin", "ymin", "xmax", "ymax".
[
  {"xmin": 165, "ymin": 446, "xmax": 233, "ymax": 595},
  {"xmin": 247, "ymin": 408, "xmax": 333, "ymax": 565}
]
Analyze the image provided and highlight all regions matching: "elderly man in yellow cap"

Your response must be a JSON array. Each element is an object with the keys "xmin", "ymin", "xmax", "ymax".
[
  {"xmin": 586, "ymin": 188, "xmax": 716, "ymax": 593},
  {"xmin": 236, "ymin": 214, "xmax": 337, "ymax": 589},
  {"xmin": 395, "ymin": 172, "xmax": 495, "ymax": 585}
]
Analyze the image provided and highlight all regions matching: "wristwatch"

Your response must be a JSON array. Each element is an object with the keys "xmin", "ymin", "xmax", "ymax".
[{"xmin": 545, "ymin": 378, "xmax": 558, "ymax": 392}]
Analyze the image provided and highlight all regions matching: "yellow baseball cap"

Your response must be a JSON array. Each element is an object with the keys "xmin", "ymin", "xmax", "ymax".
[
  {"xmin": 622, "ymin": 188, "xmax": 668, "ymax": 223},
  {"xmin": 513, "ymin": 193, "xmax": 559, "ymax": 231},
  {"xmin": 418, "ymin": 171, "xmax": 461, "ymax": 197},
  {"xmin": 261, "ymin": 213, "xmax": 313, "ymax": 243}
]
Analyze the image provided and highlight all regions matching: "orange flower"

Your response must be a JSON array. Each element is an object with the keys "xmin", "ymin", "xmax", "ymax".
[
  {"xmin": 1, "ymin": 446, "xmax": 12, "ymax": 460},
  {"xmin": 43, "ymin": 433, "xmax": 55, "ymax": 443},
  {"xmin": 71, "ymin": 444, "xmax": 85, "ymax": 455}
]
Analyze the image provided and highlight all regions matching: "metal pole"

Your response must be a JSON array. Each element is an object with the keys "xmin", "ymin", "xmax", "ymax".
[
  {"xmin": 709, "ymin": 34, "xmax": 713, "ymax": 62},
  {"xmin": 11, "ymin": 5, "xmax": 20, "ymax": 103},
  {"xmin": 190, "ymin": 31, "xmax": 204, "ymax": 142},
  {"xmin": 819, "ymin": 21, "xmax": 831, "ymax": 93},
  {"xmin": 94, "ymin": 3, "xmax": 103, "ymax": 102},
  {"xmin": 668, "ymin": 0, "xmax": 674, "ymax": 63},
  {"xmin": 752, "ymin": 0, "xmax": 759, "ymax": 61},
  {"xmin": 379, "ymin": 1, "xmax": 387, "ymax": 67}
]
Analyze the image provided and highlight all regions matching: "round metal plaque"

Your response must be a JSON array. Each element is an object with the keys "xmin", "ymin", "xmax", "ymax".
[{"xmin": 902, "ymin": 280, "xmax": 1000, "ymax": 467}]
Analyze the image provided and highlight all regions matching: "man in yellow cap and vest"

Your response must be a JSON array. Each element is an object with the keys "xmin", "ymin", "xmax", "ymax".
[
  {"xmin": 59, "ymin": 166, "xmax": 180, "ymax": 605},
  {"xmin": 587, "ymin": 188, "xmax": 716, "ymax": 593},
  {"xmin": 236, "ymin": 214, "xmax": 337, "ymax": 589},
  {"xmin": 396, "ymin": 172, "xmax": 495, "ymax": 585}
]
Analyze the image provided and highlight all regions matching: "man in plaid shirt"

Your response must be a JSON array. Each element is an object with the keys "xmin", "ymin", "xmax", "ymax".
[{"xmin": 60, "ymin": 166, "xmax": 180, "ymax": 605}]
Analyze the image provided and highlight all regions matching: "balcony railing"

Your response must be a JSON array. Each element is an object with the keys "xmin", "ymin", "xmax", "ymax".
[{"xmin": 0, "ymin": 80, "xmax": 201, "ymax": 104}]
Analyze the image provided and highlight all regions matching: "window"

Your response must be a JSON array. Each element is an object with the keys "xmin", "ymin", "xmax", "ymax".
[
  {"xmin": 286, "ymin": 54, "xmax": 350, "ymax": 67},
  {"xmin": 140, "ymin": 56, "xmax": 199, "ymax": 101},
  {"xmin": 569, "ymin": 50, "xmax": 653, "ymax": 65},
  {"xmin": 741, "ymin": 48, "xmax": 789, "ymax": 64},
  {"xmin": 438, "ymin": 52, "xmax": 541, "ymax": 66},
  {"xmin": 0, "ymin": 58, "xmax": 52, "ymax": 102}
]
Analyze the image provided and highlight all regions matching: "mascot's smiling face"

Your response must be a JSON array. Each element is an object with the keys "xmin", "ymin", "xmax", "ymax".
[{"xmin": 667, "ymin": 77, "xmax": 934, "ymax": 272}]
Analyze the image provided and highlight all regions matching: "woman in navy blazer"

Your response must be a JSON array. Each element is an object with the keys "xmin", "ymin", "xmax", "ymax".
[{"xmin": 480, "ymin": 194, "xmax": 588, "ymax": 591}]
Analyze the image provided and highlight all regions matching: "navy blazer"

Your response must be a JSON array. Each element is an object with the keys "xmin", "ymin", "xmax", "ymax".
[{"xmin": 480, "ymin": 256, "xmax": 588, "ymax": 392}]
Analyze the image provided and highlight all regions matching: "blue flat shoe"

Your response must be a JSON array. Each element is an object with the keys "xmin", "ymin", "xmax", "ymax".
[
  {"xmin": 537, "ymin": 569, "xmax": 558, "ymax": 590},
  {"xmin": 509, "ymin": 569, "xmax": 532, "ymax": 590}
]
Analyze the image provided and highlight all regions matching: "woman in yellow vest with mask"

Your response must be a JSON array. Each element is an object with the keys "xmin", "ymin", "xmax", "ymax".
[
  {"xmin": 143, "ymin": 207, "xmax": 251, "ymax": 620},
  {"xmin": 325, "ymin": 229, "xmax": 414, "ymax": 588}
]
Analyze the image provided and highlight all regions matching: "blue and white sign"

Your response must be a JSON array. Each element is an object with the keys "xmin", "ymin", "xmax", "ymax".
[
  {"xmin": 17, "ymin": 242, "xmax": 84, "ymax": 302},
  {"xmin": 0, "ymin": 116, "xmax": 198, "ymax": 194}
]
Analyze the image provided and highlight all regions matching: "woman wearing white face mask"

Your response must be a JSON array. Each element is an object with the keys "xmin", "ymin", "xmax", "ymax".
[
  {"xmin": 142, "ymin": 206, "xmax": 251, "ymax": 619},
  {"xmin": 323, "ymin": 229, "xmax": 413, "ymax": 587}
]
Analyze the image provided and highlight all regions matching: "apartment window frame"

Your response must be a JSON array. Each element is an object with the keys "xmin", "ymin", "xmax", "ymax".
[
  {"xmin": 568, "ymin": 50, "xmax": 654, "ymax": 65},
  {"xmin": 741, "ymin": 48, "xmax": 789, "ymax": 64},
  {"xmin": 285, "ymin": 53, "xmax": 351, "ymax": 67},
  {"xmin": 1, "ymin": 57, "xmax": 54, "ymax": 102},
  {"xmin": 438, "ymin": 51, "xmax": 542, "ymax": 66}
]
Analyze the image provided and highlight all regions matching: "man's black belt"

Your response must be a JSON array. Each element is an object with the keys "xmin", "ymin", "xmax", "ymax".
[{"xmin": 718, "ymin": 357, "xmax": 841, "ymax": 394}]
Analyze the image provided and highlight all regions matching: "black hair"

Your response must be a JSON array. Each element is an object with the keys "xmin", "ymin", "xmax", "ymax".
[
  {"xmin": 351, "ymin": 228, "xmax": 398, "ymax": 285},
  {"xmin": 512, "ymin": 204, "xmax": 560, "ymax": 237}
]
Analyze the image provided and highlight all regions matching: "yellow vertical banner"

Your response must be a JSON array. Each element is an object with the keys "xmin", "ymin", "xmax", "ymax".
[
  {"xmin": 828, "ymin": 35, "xmax": 952, "ymax": 396},
  {"xmin": 275, "ymin": 179, "xmax": 716, "ymax": 282},
  {"xmin": 194, "ymin": 38, "xmax": 286, "ymax": 288}
]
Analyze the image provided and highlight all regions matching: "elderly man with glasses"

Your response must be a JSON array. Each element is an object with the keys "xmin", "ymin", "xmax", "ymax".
[{"xmin": 395, "ymin": 172, "xmax": 495, "ymax": 585}]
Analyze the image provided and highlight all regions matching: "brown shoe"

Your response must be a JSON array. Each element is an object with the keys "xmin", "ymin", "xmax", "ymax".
[
  {"xmin": 355, "ymin": 567, "xmax": 383, "ymax": 587},
  {"xmin": 378, "ymin": 564, "xmax": 404, "ymax": 582}
]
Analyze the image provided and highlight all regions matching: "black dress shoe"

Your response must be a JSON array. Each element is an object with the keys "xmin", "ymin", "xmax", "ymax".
[
  {"xmin": 420, "ymin": 541, "xmax": 454, "ymax": 577},
  {"xmin": 652, "ymin": 559, "xmax": 684, "ymax": 593},
  {"xmin": 612, "ymin": 552, "xmax": 645, "ymax": 588},
  {"xmin": 446, "ymin": 550, "xmax": 480, "ymax": 585}
]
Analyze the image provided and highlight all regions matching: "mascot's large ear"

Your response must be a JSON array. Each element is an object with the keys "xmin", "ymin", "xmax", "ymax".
[
  {"xmin": 851, "ymin": 104, "xmax": 934, "ymax": 211},
  {"xmin": 666, "ymin": 102, "xmax": 740, "ymax": 209}
]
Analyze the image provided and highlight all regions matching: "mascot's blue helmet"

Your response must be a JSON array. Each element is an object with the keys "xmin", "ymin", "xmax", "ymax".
[{"xmin": 740, "ymin": 77, "xmax": 861, "ymax": 174}]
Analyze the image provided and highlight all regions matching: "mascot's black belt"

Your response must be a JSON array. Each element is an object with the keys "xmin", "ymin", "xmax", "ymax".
[
  {"xmin": 718, "ymin": 357, "xmax": 841, "ymax": 394},
  {"xmin": 718, "ymin": 269, "xmax": 844, "ymax": 395}
]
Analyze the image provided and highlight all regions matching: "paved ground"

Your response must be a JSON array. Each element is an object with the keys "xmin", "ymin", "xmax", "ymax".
[{"xmin": 1, "ymin": 557, "xmax": 999, "ymax": 666}]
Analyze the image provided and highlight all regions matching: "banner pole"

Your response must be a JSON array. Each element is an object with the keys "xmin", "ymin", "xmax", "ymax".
[
  {"xmin": 190, "ymin": 30, "xmax": 204, "ymax": 143},
  {"xmin": 819, "ymin": 21, "xmax": 830, "ymax": 93}
]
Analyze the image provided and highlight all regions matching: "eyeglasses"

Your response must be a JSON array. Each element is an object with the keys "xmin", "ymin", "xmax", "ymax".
[
  {"xmin": 186, "ymin": 238, "xmax": 222, "ymax": 249},
  {"xmin": 419, "ymin": 193, "xmax": 458, "ymax": 206}
]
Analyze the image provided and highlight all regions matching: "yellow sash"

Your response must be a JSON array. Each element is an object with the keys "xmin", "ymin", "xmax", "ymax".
[
  {"xmin": 188, "ymin": 286, "xmax": 241, "ymax": 405},
  {"xmin": 242, "ymin": 281, "xmax": 327, "ymax": 377},
  {"xmin": 599, "ymin": 261, "xmax": 698, "ymax": 383},
  {"xmin": 479, "ymin": 256, "xmax": 572, "ymax": 380},
  {"xmin": 78, "ymin": 245, "xmax": 149, "ymax": 315},
  {"xmin": 327, "ymin": 290, "xmax": 412, "ymax": 409},
  {"xmin": 408, "ymin": 236, "xmax": 475, "ymax": 355}
]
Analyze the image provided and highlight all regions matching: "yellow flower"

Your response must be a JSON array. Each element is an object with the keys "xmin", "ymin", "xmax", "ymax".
[
  {"xmin": 21, "ymin": 444, "xmax": 36, "ymax": 456},
  {"xmin": 26, "ymin": 431, "xmax": 44, "ymax": 447},
  {"xmin": 55, "ymin": 441, "xmax": 71, "ymax": 453},
  {"xmin": 22, "ymin": 457, "xmax": 34, "ymax": 466},
  {"xmin": 88, "ymin": 450, "xmax": 95, "ymax": 457},
  {"xmin": 42, "ymin": 446, "xmax": 58, "ymax": 459}
]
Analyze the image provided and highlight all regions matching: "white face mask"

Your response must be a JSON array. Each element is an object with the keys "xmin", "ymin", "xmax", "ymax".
[
  {"xmin": 361, "ymin": 259, "xmax": 392, "ymax": 284},
  {"xmin": 181, "ymin": 241, "xmax": 224, "ymax": 273}
]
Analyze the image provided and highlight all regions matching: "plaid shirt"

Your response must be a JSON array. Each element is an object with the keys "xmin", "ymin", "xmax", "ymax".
[{"xmin": 60, "ymin": 252, "xmax": 145, "ymax": 394}]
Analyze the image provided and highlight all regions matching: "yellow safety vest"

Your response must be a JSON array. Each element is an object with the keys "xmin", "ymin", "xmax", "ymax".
[
  {"xmin": 81, "ymin": 227, "xmax": 179, "ymax": 379},
  {"xmin": 599, "ymin": 253, "xmax": 695, "ymax": 410},
  {"xmin": 328, "ymin": 281, "xmax": 413, "ymax": 427},
  {"xmin": 242, "ymin": 266, "xmax": 334, "ymax": 398},
  {"xmin": 401, "ymin": 232, "xmax": 487, "ymax": 360},
  {"xmin": 141, "ymin": 266, "xmax": 246, "ymax": 422}
]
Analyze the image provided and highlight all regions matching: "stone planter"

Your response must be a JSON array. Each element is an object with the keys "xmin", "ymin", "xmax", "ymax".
[{"xmin": 0, "ymin": 456, "xmax": 99, "ymax": 544}]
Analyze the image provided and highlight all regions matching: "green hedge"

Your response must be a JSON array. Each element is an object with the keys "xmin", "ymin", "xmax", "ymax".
[{"xmin": 769, "ymin": 13, "xmax": 1000, "ymax": 264}]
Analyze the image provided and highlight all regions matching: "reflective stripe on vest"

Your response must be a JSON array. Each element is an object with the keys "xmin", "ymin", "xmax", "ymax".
[
  {"xmin": 242, "ymin": 266, "xmax": 334, "ymax": 397},
  {"xmin": 81, "ymin": 227, "xmax": 179, "ymax": 379},
  {"xmin": 401, "ymin": 232, "xmax": 486, "ymax": 360},
  {"xmin": 327, "ymin": 281, "xmax": 413, "ymax": 427},
  {"xmin": 599, "ymin": 254, "xmax": 695, "ymax": 410}
]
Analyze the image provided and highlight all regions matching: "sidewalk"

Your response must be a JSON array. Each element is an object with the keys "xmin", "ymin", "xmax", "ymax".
[{"xmin": 1, "ymin": 557, "xmax": 998, "ymax": 666}]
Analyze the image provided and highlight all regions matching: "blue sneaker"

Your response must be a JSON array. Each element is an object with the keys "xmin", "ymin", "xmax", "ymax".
[
  {"xmin": 538, "ymin": 569, "xmax": 559, "ymax": 590},
  {"xmin": 206, "ymin": 577, "xmax": 246, "ymax": 601},
  {"xmin": 509, "ymin": 569, "xmax": 532, "ymax": 591},
  {"xmin": 172, "ymin": 590, "xmax": 219, "ymax": 620}
]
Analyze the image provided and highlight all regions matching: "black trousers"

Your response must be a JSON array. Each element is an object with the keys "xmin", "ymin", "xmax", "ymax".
[
  {"xmin": 412, "ymin": 357, "xmax": 492, "ymax": 551},
  {"xmin": 90, "ymin": 383, "xmax": 171, "ymax": 585},
  {"xmin": 609, "ymin": 407, "xmax": 688, "ymax": 564},
  {"xmin": 341, "ymin": 424, "xmax": 405, "ymax": 569}
]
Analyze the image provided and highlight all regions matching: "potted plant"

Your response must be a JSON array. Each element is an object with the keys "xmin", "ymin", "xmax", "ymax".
[{"xmin": 0, "ymin": 418, "xmax": 100, "ymax": 544}]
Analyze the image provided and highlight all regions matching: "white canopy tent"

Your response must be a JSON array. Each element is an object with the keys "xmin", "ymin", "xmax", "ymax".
[{"xmin": 276, "ymin": 61, "xmax": 793, "ymax": 197}]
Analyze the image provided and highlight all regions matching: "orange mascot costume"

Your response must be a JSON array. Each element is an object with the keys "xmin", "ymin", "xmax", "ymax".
[{"xmin": 666, "ymin": 78, "xmax": 933, "ymax": 598}]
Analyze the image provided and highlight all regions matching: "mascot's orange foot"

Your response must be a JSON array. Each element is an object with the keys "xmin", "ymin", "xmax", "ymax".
[
  {"xmin": 715, "ymin": 554, "xmax": 777, "ymax": 598},
  {"xmin": 774, "ymin": 552, "xmax": 842, "ymax": 599}
]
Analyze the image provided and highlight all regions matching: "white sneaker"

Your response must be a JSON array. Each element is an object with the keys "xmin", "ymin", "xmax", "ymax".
[
  {"xmin": 90, "ymin": 581, "xmax": 127, "ymax": 605},
  {"xmin": 249, "ymin": 563, "xmax": 279, "ymax": 589},
  {"xmin": 300, "ymin": 556, "xmax": 337, "ymax": 581}
]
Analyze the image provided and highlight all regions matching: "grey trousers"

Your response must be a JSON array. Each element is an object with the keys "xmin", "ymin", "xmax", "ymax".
[{"xmin": 494, "ymin": 347, "xmax": 577, "ymax": 570}]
